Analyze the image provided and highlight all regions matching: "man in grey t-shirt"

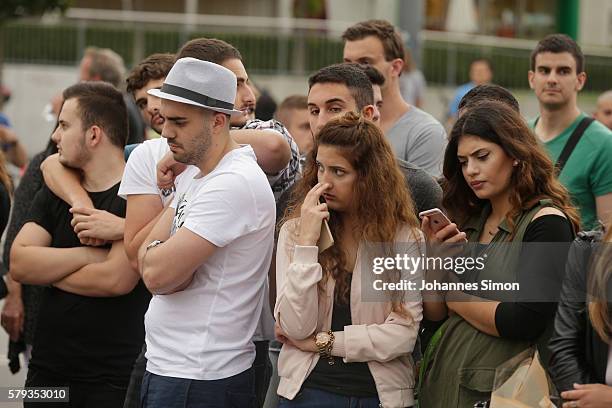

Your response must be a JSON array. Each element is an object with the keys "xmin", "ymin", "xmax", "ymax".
[
  {"xmin": 342, "ymin": 20, "xmax": 447, "ymax": 177},
  {"xmin": 386, "ymin": 107, "xmax": 447, "ymax": 178}
]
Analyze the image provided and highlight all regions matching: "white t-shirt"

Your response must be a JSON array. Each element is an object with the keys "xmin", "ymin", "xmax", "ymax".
[
  {"xmin": 119, "ymin": 138, "xmax": 276, "ymax": 342},
  {"xmin": 118, "ymin": 137, "xmax": 177, "ymax": 204},
  {"xmin": 144, "ymin": 145, "xmax": 276, "ymax": 381}
]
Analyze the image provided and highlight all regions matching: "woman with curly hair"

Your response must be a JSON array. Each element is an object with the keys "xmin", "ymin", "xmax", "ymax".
[
  {"xmin": 418, "ymin": 100, "xmax": 579, "ymax": 407},
  {"xmin": 274, "ymin": 112, "xmax": 423, "ymax": 408}
]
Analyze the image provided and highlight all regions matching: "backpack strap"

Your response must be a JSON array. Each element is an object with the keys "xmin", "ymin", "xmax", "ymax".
[{"xmin": 555, "ymin": 117, "xmax": 594, "ymax": 176}]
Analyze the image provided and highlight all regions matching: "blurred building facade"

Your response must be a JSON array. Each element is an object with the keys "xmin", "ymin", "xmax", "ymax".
[
  {"xmin": 68, "ymin": 0, "xmax": 612, "ymax": 47},
  {"xmin": 426, "ymin": 0, "xmax": 612, "ymax": 47}
]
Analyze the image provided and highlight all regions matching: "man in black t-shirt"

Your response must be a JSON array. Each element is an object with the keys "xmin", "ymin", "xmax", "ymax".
[{"xmin": 10, "ymin": 82, "xmax": 150, "ymax": 408}]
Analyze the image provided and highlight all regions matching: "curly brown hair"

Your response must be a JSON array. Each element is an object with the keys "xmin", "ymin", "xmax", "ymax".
[
  {"xmin": 283, "ymin": 112, "xmax": 419, "ymax": 312},
  {"xmin": 126, "ymin": 53, "xmax": 174, "ymax": 97},
  {"xmin": 442, "ymin": 100, "xmax": 580, "ymax": 234}
]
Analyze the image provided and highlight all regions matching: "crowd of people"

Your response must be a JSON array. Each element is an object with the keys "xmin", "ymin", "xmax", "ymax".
[{"xmin": 0, "ymin": 18, "xmax": 611, "ymax": 408}]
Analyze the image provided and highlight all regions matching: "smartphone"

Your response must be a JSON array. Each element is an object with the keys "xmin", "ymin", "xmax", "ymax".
[
  {"xmin": 318, "ymin": 219, "xmax": 334, "ymax": 253},
  {"xmin": 418, "ymin": 208, "xmax": 452, "ymax": 233},
  {"xmin": 317, "ymin": 197, "xmax": 334, "ymax": 253}
]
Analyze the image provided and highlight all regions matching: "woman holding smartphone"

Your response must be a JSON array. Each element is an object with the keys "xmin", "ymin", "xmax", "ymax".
[
  {"xmin": 418, "ymin": 100, "xmax": 579, "ymax": 407},
  {"xmin": 274, "ymin": 112, "xmax": 423, "ymax": 408}
]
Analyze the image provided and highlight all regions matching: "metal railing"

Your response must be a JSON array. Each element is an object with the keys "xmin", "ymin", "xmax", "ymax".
[
  {"xmin": 422, "ymin": 30, "xmax": 612, "ymax": 91},
  {"xmin": 3, "ymin": 9, "xmax": 612, "ymax": 90}
]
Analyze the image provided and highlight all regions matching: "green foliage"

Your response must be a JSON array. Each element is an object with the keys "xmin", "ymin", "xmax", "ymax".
[
  {"xmin": 3, "ymin": 22, "xmax": 77, "ymax": 64},
  {"xmin": 0, "ymin": 0, "xmax": 70, "ymax": 23}
]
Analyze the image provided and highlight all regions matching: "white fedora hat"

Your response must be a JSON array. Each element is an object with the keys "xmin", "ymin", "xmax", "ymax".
[{"xmin": 148, "ymin": 57, "xmax": 242, "ymax": 116}]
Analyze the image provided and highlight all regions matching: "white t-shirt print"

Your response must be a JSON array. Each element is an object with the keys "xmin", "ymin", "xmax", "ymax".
[{"xmin": 144, "ymin": 145, "xmax": 276, "ymax": 381}]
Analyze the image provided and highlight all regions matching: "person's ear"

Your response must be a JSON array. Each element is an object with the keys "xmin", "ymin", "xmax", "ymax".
[
  {"xmin": 361, "ymin": 105, "xmax": 375, "ymax": 120},
  {"xmin": 527, "ymin": 70, "xmax": 535, "ymax": 90},
  {"xmin": 87, "ymin": 125, "xmax": 103, "ymax": 147},
  {"xmin": 390, "ymin": 58, "xmax": 404, "ymax": 77},
  {"xmin": 212, "ymin": 112, "xmax": 228, "ymax": 132},
  {"xmin": 576, "ymin": 71, "xmax": 587, "ymax": 92}
]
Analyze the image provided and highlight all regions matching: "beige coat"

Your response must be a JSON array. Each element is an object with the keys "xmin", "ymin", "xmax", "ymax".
[{"xmin": 274, "ymin": 219, "xmax": 424, "ymax": 408}]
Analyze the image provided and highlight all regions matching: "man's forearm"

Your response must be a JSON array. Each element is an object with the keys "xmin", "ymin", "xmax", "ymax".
[
  {"xmin": 54, "ymin": 241, "xmax": 138, "ymax": 297},
  {"xmin": 139, "ymin": 208, "xmax": 188, "ymax": 294},
  {"xmin": 10, "ymin": 246, "xmax": 104, "ymax": 285},
  {"xmin": 41, "ymin": 154, "xmax": 92, "ymax": 207},
  {"xmin": 230, "ymin": 129, "xmax": 290, "ymax": 174},
  {"xmin": 54, "ymin": 254, "xmax": 139, "ymax": 297},
  {"xmin": 140, "ymin": 208, "xmax": 174, "ymax": 251},
  {"xmin": 141, "ymin": 243, "xmax": 195, "ymax": 295},
  {"xmin": 126, "ymin": 204, "xmax": 169, "ymax": 269}
]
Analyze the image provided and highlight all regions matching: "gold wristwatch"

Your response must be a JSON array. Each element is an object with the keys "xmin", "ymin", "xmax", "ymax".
[{"xmin": 314, "ymin": 330, "xmax": 335, "ymax": 365}]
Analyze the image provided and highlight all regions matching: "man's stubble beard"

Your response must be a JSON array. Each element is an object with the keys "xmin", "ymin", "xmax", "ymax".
[
  {"xmin": 176, "ymin": 126, "xmax": 213, "ymax": 166},
  {"xmin": 541, "ymin": 97, "xmax": 571, "ymax": 112},
  {"xmin": 59, "ymin": 137, "xmax": 91, "ymax": 170}
]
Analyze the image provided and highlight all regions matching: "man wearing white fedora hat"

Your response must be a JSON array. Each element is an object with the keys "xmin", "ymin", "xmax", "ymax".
[
  {"xmin": 155, "ymin": 37, "xmax": 297, "ymax": 407},
  {"xmin": 137, "ymin": 57, "xmax": 275, "ymax": 408}
]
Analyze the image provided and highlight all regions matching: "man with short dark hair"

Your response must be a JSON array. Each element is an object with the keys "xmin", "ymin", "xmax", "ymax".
[
  {"xmin": 307, "ymin": 63, "xmax": 376, "ymax": 135},
  {"xmin": 303, "ymin": 63, "xmax": 442, "ymax": 217},
  {"xmin": 528, "ymin": 34, "xmax": 612, "ymax": 229},
  {"xmin": 342, "ymin": 20, "xmax": 446, "ymax": 177},
  {"xmin": 10, "ymin": 81, "xmax": 150, "ymax": 408},
  {"xmin": 126, "ymin": 53, "xmax": 175, "ymax": 135},
  {"xmin": 138, "ymin": 57, "xmax": 275, "ymax": 408}
]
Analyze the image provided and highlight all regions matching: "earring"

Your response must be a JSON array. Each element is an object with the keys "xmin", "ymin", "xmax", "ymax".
[{"xmin": 513, "ymin": 160, "xmax": 519, "ymax": 167}]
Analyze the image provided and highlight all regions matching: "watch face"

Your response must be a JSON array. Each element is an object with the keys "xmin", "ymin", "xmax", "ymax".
[{"xmin": 315, "ymin": 332, "xmax": 330, "ymax": 345}]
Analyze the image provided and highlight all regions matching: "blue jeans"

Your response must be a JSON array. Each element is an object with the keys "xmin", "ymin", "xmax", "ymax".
[
  {"xmin": 140, "ymin": 367, "xmax": 255, "ymax": 408},
  {"xmin": 278, "ymin": 387, "xmax": 381, "ymax": 408}
]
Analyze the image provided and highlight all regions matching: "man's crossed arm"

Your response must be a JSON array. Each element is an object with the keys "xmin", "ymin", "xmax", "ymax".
[{"xmin": 10, "ymin": 222, "xmax": 140, "ymax": 297}]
